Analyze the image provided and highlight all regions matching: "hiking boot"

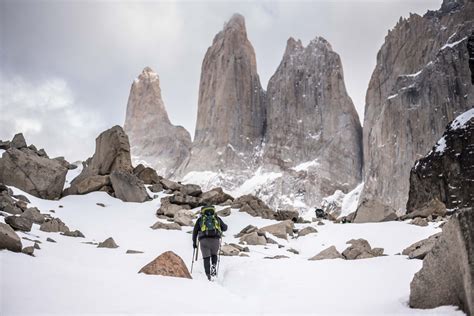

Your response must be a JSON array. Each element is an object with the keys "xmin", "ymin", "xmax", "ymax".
[
  {"xmin": 210, "ymin": 264, "xmax": 217, "ymax": 277},
  {"xmin": 206, "ymin": 274, "xmax": 211, "ymax": 281}
]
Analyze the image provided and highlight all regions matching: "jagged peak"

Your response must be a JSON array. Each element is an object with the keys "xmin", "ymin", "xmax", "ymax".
[
  {"xmin": 135, "ymin": 66, "xmax": 159, "ymax": 83},
  {"xmin": 307, "ymin": 36, "xmax": 333, "ymax": 52},
  {"xmin": 284, "ymin": 37, "xmax": 304, "ymax": 56},
  {"xmin": 225, "ymin": 13, "xmax": 246, "ymax": 31}
]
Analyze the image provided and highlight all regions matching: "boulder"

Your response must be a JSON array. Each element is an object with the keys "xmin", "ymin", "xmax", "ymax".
[
  {"xmin": 309, "ymin": 246, "xmax": 344, "ymax": 260},
  {"xmin": 169, "ymin": 192, "xmax": 202, "ymax": 208},
  {"xmin": 22, "ymin": 246, "xmax": 35, "ymax": 256},
  {"xmin": 133, "ymin": 165, "xmax": 161, "ymax": 184},
  {"xmin": 410, "ymin": 218, "xmax": 429, "ymax": 227},
  {"xmin": 126, "ymin": 249, "xmax": 144, "ymax": 254},
  {"xmin": 97, "ymin": 237, "xmax": 119, "ymax": 248},
  {"xmin": 342, "ymin": 238, "xmax": 384, "ymax": 260},
  {"xmin": 11, "ymin": 133, "xmax": 27, "ymax": 149},
  {"xmin": 110, "ymin": 171, "xmax": 150, "ymax": 203},
  {"xmin": 156, "ymin": 198, "xmax": 188, "ymax": 218},
  {"xmin": 5, "ymin": 216, "xmax": 33, "ymax": 232},
  {"xmin": 46, "ymin": 237, "xmax": 56, "ymax": 243},
  {"xmin": 264, "ymin": 255, "xmax": 289, "ymax": 259},
  {"xmin": 160, "ymin": 178, "xmax": 182, "ymax": 191},
  {"xmin": 0, "ymin": 140, "xmax": 11, "ymax": 150},
  {"xmin": 0, "ymin": 148, "xmax": 67, "ymax": 199},
  {"xmin": 1, "ymin": 203, "xmax": 22, "ymax": 215},
  {"xmin": 217, "ymin": 207, "xmax": 231, "ymax": 217},
  {"xmin": 0, "ymin": 222, "xmax": 22, "ymax": 252},
  {"xmin": 298, "ymin": 226, "xmax": 318, "ymax": 237},
  {"xmin": 61, "ymin": 230, "xmax": 85, "ymax": 238},
  {"xmin": 239, "ymin": 231, "xmax": 266, "ymax": 245},
  {"xmin": 220, "ymin": 244, "xmax": 240, "ymax": 256},
  {"xmin": 73, "ymin": 175, "xmax": 111, "ymax": 195},
  {"xmin": 39, "ymin": 218, "xmax": 69, "ymax": 233},
  {"xmin": 201, "ymin": 187, "xmax": 234, "ymax": 206},
  {"xmin": 409, "ymin": 208, "xmax": 473, "ymax": 315},
  {"xmin": 274, "ymin": 210, "xmax": 299, "ymax": 222},
  {"xmin": 259, "ymin": 220, "xmax": 294, "ymax": 240},
  {"xmin": 173, "ymin": 210, "xmax": 194, "ymax": 227},
  {"xmin": 402, "ymin": 233, "xmax": 442, "ymax": 260},
  {"xmin": 235, "ymin": 225, "xmax": 258, "ymax": 238},
  {"xmin": 180, "ymin": 184, "xmax": 202, "ymax": 197},
  {"xmin": 353, "ymin": 198, "xmax": 398, "ymax": 223},
  {"xmin": 149, "ymin": 183, "xmax": 164, "ymax": 193},
  {"xmin": 404, "ymin": 199, "xmax": 447, "ymax": 220},
  {"xmin": 233, "ymin": 195, "xmax": 275, "ymax": 219},
  {"xmin": 139, "ymin": 251, "xmax": 192, "ymax": 279},
  {"xmin": 150, "ymin": 221, "xmax": 181, "ymax": 230}
]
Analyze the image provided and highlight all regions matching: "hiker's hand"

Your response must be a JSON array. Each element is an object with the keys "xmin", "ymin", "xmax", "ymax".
[{"xmin": 193, "ymin": 243, "xmax": 197, "ymax": 249}]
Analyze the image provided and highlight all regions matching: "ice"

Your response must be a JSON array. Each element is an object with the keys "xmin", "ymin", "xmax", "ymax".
[
  {"xmin": 440, "ymin": 36, "xmax": 468, "ymax": 50},
  {"xmin": 291, "ymin": 159, "xmax": 319, "ymax": 172},
  {"xmin": 450, "ymin": 108, "xmax": 474, "ymax": 130},
  {"xmin": 230, "ymin": 167, "xmax": 282, "ymax": 197},
  {"xmin": 435, "ymin": 136, "xmax": 447, "ymax": 154}
]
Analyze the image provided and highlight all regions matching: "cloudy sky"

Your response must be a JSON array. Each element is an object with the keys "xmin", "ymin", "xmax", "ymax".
[{"xmin": 1, "ymin": 0, "xmax": 441, "ymax": 161}]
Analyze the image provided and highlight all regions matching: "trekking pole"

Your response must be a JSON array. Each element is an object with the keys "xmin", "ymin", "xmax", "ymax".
[
  {"xmin": 195, "ymin": 240, "xmax": 200, "ymax": 261},
  {"xmin": 216, "ymin": 238, "xmax": 222, "ymax": 277},
  {"xmin": 191, "ymin": 247, "xmax": 196, "ymax": 273}
]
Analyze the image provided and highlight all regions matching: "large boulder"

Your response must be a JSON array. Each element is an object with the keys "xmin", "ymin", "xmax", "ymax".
[
  {"xmin": 169, "ymin": 192, "xmax": 202, "ymax": 208},
  {"xmin": 10, "ymin": 133, "xmax": 27, "ymax": 149},
  {"xmin": 97, "ymin": 237, "xmax": 119, "ymax": 248},
  {"xmin": 409, "ymin": 208, "xmax": 473, "ymax": 315},
  {"xmin": 353, "ymin": 198, "xmax": 398, "ymax": 223},
  {"xmin": 156, "ymin": 198, "xmax": 189, "ymax": 218},
  {"xmin": 150, "ymin": 221, "xmax": 181, "ymax": 230},
  {"xmin": 404, "ymin": 199, "xmax": 447, "ymax": 220},
  {"xmin": 133, "ymin": 164, "xmax": 161, "ymax": 185},
  {"xmin": 173, "ymin": 210, "xmax": 194, "ymax": 227},
  {"xmin": 259, "ymin": 220, "xmax": 294, "ymax": 240},
  {"xmin": 0, "ymin": 147, "xmax": 67, "ymax": 200},
  {"xmin": 233, "ymin": 195, "xmax": 275, "ymax": 219},
  {"xmin": 407, "ymin": 109, "xmax": 474, "ymax": 213},
  {"xmin": 298, "ymin": 226, "xmax": 318, "ymax": 237},
  {"xmin": 21, "ymin": 207, "xmax": 46, "ymax": 224},
  {"xmin": 239, "ymin": 231, "xmax": 266, "ymax": 246},
  {"xmin": 0, "ymin": 222, "xmax": 22, "ymax": 252},
  {"xmin": 110, "ymin": 171, "xmax": 150, "ymax": 203},
  {"xmin": 402, "ymin": 233, "xmax": 442, "ymax": 260},
  {"xmin": 342, "ymin": 238, "xmax": 385, "ymax": 260},
  {"xmin": 138, "ymin": 251, "xmax": 192, "ymax": 279},
  {"xmin": 39, "ymin": 218, "xmax": 70, "ymax": 233},
  {"xmin": 201, "ymin": 187, "xmax": 234, "ymax": 206},
  {"xmin": 5, "ymin": 216, "xmax": 33, "ymax": 232},
  {"xmin": 180, "ymin": 184, "xmax": 202, "ymax": 197},
  {"xmin": 73, "ymin": 175, "xmax": 111, "ymax": 195},
  {"xmin": 309, "ymin": 246, "xmax": 344, "ymax": 260}
]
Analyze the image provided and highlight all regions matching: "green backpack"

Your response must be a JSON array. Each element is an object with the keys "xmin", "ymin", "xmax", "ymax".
[{"xmin": 200, "ymin": 206, "xmax": 222, "ymax": 237}]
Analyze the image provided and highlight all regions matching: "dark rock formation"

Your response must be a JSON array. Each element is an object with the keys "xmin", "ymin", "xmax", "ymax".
[
  {"xmin": 407, "ymin": 109, "xmax": 474, "ymax": 213},
  {"xmin": 124, "ymin": 67, "xmax": 191, "ymax": 177},
  {"xmin": 359, "ymin": 1, "xmax": 474, "ymax": 216},
  {"xmin": 409, "ymin": 208, "xmax": 473, "ymax": 315}
]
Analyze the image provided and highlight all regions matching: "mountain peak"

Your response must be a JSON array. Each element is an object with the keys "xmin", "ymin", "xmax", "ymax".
[
  {"xmin": 136, "ymin": 66, "xmax": 159, "ymax": 83},
  {"xmin": 225, "ymin": 13, "xmax": 246, "ymax": 30}
]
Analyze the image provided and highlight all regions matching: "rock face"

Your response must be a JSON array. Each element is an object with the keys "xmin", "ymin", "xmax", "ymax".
[
  {"xmin": 180, "ymin": 13, "xmax": 266, "ymax": 173},
  {"xmin": 263, "ymin": 37, "xmax": 362, "ymax": 202},
  {"xmin": 407, "ymin": 109, "xmax": 474, "ymax": 213},
  {"xmin": 359, "ymin": 1, "xmax": 474, "ymax": 216},
  {"xmin": 124, "ymin": 67, "xmax": 192, "ymax": 177},
  {"xmin": 0, "ymin": 134, "xmax": 67, "ymax": 200},
  {"xmin": 138, "ymin": 251, "xmax": 192, "ymax": 279},
  {"xmin": 409, "ymin": 208, "xmax": 473, "ymax": 315}
]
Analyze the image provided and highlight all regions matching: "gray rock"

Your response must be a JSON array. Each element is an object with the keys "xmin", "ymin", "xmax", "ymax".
[
  {"xmin": 410, "ymin": 218, "xmax": 429, "ymax": 227},
  {"xmin": 201, "ymin": 187, "xmax": 234, "ymax": 206},
  {"xmin": 169, "ymin": 192, "xmax": 202, "ymax": 208},
  {"xmin": 72, "ymin": 175, "xmax": 111, "ymax": 195},
  {"xmin": 34, "ymin": 242, "xmax": 40, "ymax": 250},
  {"xmin": 217, "ymin": 207, "xmax": 231, "ymax": 217},
  {"xmin": 409, "ymin": 208, "xmax": 473, "ymax": 315},
  {"xmin": 342, "ymin": 238, "xmax": 384, "ymax": 260},
  {"xmin": 180, "ymin": 184, "xmax": 202, "ymax": 197},
  {"xmin": 126, "ymin": 249, "xmax": 144, "ymax": 254},
  {"xmin": 46, "ymin": 237, "xmax": 56, "ymax": 243},
  {"xmin": 149, "ymin": 183, "xmax": 164, "ymax": 193},
  {"xmin": 110, "ymin": 171, "xmax": 150, "ymax": 203},
  {"xmin": 274, "ymin": 210, "xmax": 299, "ymax": 222},
  {"xmin": 402, "ymin": 233, "xmax": 441, "ymax": 260},
  {"xmin": 404, "ymin": 199, "xmax": 447, "ymax": 220},
  {"xmin": 11, "ymin": 133, "xmax": 27, "ymax": 149},
  {"xmin": 264, "ymin": 255, "xmax": 289, "ymax": 259},
  {"xmin": 0, "ymin": 148, "xmax": 67, "ymax": 200},
  {"xmin": 150, "ymin": 221, "xmax": 181, "ymax": 230},
  {"xmin": 0, "ymin": 222, "xmax": 22, "ymax": 252},
  {"xmin": 13, "ymin": 194, "xmax": 30, "ymax": 203},
  {"xmin": 220, "ymin": 244, "xmax": 240, "ymax": 256},
  {"xmin": 40, "ymin": 218, "xmax": 69, "ymax": 233},
  {"xmin": 233, "ymin": 195, "xmax": 275, "ymax": 219},
  {"xmin": 133, "ymin": 165, "xmax": 161, "ymax": 185},
  {"xmin": 156, "ymin": 198, "xmax": 188, "ymax": 218},
  {"xmin": 160, "ymin": 178, "xmax": 182, "ymax": 191},
  {"xmin": 22, "ymin": 246, "xmax": 34, "ymax": 256},
  {"xmin": 239, "ymin": 231, "xmax": 266, "ymax": 245},
  {"xmin": 124, "ymin": 68, "xmax": 192, "ymax": 178},
  {"xmin": 61, "ymin": 230, "xmax": 85, "ymax": 238},
  {"xmin": 354, "ymin": 198, "xmax": 398, "ymax": 223},
  {"xmin": 97, "ymin": 237, "xmax": 119, "ymax": 248},
  {"xmin": 298, "ymin": 226, "xmax": 318, "ymax": 237},
  {"xmin": 21, "ymin": 207, "xmax": 46, "ymax": 224},
  {"xmin": 287, "ymin": 248, "xmax": 299, "ymax": 255},
  {"xmin": 234, "ymin": 225, "xmax": 258, "ymax": 238},
  {"xmin": 259, "ymin": 220, "xmax": 294, "ymax": 240},
  {"xmin": 1, "ymin": 203, "xmax": 22, "ymax": 215},
  {"xmin": 0, "ymin": 140, "xmax": 11, "ymax": 150},
  {"xmin": 359, "ymin": 1, "xmax": 474, "ymax": 214},
  {"xmin": 5, "ymin": 215, "xmax": 33, "ymax": 232},
  {"xmin": 309, "ymin": 246, "xmax": 344, "ymax": 260},
  {"xmin": 173, "ymin": 210, "xmax": 194, "ymax": 227}
]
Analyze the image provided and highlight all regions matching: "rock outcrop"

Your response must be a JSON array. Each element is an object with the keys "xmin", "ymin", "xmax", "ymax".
[
  {"xmin": 407, "ymin": 109, "xmax": 474, "ymax": 213},
  {"xmin": 180, "ymin": 13, "xmax": 266, "ymax": 173},
  {"xmin": 359, "ymin": 0, "xmax": 474, "ymax": 217},
  {"xmin": 409, "ymin": 208, "xmax": 473, "ymax": 315},
  {"xmin": 138, "ymin": 251, "xmax": 192, "ymax": 279},
  {"xmin": 0, "ymin": 134, "xmax": 68, "ymax": 199},
  {"xmin": 263, "ymin": 37, "xmax": 362, "ymax": 203},
  {"xmin": 124, "ymin": 67, "xmax": 192, "ymax": 177}
]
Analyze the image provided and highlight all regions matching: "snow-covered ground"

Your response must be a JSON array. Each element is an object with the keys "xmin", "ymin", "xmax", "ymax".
[{"xmin": 0, "ymin": 186, "xmax": 465, "ymax": 315}]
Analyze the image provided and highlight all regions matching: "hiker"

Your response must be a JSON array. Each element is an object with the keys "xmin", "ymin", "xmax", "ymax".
[{"xmin": 192, "ymin": 205, "xmax": 228, "ymax": 281}]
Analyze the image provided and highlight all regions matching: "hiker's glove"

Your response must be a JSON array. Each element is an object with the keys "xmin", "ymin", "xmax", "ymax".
[{"xmin": 193, "ymin": 243, "xmax": 197, "ymax": 249}]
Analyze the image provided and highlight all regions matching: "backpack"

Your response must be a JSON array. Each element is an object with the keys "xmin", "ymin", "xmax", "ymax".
[{"xmin": 200, "ymin": 206, "xmax": 222, "ymax": 238}]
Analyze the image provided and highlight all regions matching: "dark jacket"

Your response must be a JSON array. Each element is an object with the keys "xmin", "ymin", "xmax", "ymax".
[{"xmin": 192, "ymin": 215, "xmax": 228, "ymax": 246}]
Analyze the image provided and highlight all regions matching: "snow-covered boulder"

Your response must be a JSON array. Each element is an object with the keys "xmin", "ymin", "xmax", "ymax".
[
  {"xmin": 409, "ymin": 208, "xmax": 473, "ymax": 315},
  {"xmin": 138, "ymin": 251, "xmax": 191, "ymax": 279}
]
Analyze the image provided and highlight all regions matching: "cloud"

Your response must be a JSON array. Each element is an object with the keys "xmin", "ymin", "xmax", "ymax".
[{"xmin": 0, "ymin": 75, "xmax": 102, "ymax": 161}]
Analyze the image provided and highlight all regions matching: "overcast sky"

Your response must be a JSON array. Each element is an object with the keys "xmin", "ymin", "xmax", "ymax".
[{"xmin": 0, "ymin": 0, "xmax": 441, "ymax": 161}]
